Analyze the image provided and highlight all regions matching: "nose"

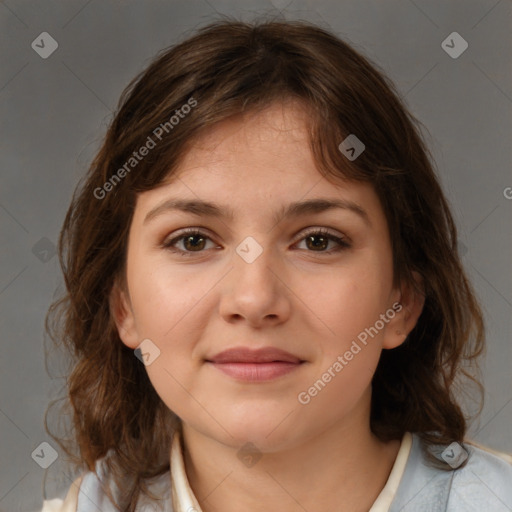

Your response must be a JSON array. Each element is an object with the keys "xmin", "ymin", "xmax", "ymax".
[{"xmin": 218, "ymin": 241, "xmax": 292, "ymax": 328}]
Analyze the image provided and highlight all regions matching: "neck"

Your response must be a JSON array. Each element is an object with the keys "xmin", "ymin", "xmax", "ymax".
[{"xmin": 179, "ymin": 399, "xmax": 401, "ymax": 512}]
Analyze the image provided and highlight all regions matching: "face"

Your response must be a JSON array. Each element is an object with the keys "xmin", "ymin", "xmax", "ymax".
[{"xmin": 113, "ymin": 101, "xmax": 421, "ymax": 452}]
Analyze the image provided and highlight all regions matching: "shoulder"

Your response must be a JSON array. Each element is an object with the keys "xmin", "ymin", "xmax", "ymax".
[
  {"xmin": 40, "ymin": 476, "xmax": 82, "ymax": 512},
  {"xmin": 447, "ymin": 440, "xmax": 512, "ymax": 510},
  {"xmin": 390, "ymin": 434, "xmax": 512, "ymax": 511},
  {"xmin": 41, "ymin": 456, "xmax": 172, "ymax": 512}
]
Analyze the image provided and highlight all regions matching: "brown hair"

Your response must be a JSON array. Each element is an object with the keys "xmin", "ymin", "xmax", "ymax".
[{"xmin": 45, "ymin": 18, "xmax": 485, "ymax": 511}]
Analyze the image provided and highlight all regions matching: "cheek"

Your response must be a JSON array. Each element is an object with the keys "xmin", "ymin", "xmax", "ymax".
[
  {"xmin": 127, "ymin": 260, "xmax": 213, "ymax": 339},
  {"xmin": 296, "ymin": 360, "xmax": 376, "ymax": 432},
  {"xmin": 310, "ymin": 262, "xmax": 391, "ymax": 350},
  {"xmin": 126, "ymin": 263, "xmax": 211, "ymax": 400},
  {"xmin": 297, "ymin": 308, "xmax": 384, "ymax": 420},
  {"xmin": 310, "ymin": 329, "xmax": 382, "ymax": 405}
]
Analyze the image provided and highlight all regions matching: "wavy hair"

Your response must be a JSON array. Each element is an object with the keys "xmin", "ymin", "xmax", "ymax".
[{"xmin": 45, "ymin": 18, "xmax": 485, "ymax": 511}]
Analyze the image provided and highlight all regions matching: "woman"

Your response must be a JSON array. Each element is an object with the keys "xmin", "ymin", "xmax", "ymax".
[{"xmin": 42, "ymin": 19, "xmax": 512, "ymax": 512}]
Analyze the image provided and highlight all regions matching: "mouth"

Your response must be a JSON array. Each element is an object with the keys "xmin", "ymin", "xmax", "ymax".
[{"xmin": 205, "ymin": 347, "xmax": 305, "ymax": 382}]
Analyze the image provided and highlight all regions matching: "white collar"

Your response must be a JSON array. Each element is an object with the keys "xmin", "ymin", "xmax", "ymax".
[
  {"xmin": 170, "ymin": 430, "xmax": 412, "ymax": 512},
  {"xmin": 369, "ymin": 432, "xmax": 413, "ymax": 511},
  {"xmin": 170, "ymin": 428, "xmax": 203, "ymax": 512}
]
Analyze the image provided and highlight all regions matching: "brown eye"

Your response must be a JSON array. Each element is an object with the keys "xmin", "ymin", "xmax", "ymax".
[
  {"xmin": 162, "ymin": 229, "xmax": 215, "ymax": 256},
  {"xmin": 163, "ymin": 227, "xmax": 350, "ymax": 258},
  {"xmin": 296, "ymin": 229, "xmax": 350, "ymax": 253},
  {"xmin": 305, "ymin": 234, "xmax": 329, "ymax": 251},
  {"xmin": 182, "ymin": 234, "xmax": 207, "ymax": 251}
]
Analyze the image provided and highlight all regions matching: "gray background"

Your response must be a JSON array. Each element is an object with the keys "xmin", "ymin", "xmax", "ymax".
[{"xmin": 1, "ymin": 0, "xmax": 511, "ymax": 510}]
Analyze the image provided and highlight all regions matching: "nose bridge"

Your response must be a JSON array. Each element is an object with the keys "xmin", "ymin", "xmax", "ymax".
[
  {"xmin": 232, "ymin": 234, "xmax": 278, "ymax": 288},
  {"xmin": 235, "ymin": 234, "xmax": 267, "ymax": 265},
  {"xmin": 219, "ymin": 233, "xmax": 289, "ymax": 324}
]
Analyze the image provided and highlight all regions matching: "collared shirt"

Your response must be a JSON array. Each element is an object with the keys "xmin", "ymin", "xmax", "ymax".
[{"xmin": 41, "ymin": 431, "xmax": 512, "ymax": 512}]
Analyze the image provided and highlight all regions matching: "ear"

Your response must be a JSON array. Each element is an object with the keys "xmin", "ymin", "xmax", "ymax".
[
  {"xmin": 382, "ymin": 271, "xmax": 425, "ymax": 350},
  {"xmin": 109, "ymin": 280, "xmax": 140, "ymax": 349}
]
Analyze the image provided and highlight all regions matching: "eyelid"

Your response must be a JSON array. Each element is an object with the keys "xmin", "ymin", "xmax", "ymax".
[
  {"xmin": 161, "ymin": 227, "xmax": 218, "ymax": 253},
  {"xmin": 161, "ymin": 226, "xmax": 351, "ymax": 256},
  {"xmin": 296, "ymin": 226, "xmax": 349, "ymax": 243}
]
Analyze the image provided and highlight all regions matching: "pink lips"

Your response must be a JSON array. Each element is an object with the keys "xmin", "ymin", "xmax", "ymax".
[{"xmin": 206, "ymin": 347, "xmax": 304, "ymax": 381}]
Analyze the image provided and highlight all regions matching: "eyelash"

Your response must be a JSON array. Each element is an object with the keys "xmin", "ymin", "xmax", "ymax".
[{"xmin": 161, "ymin": 227, "xmax": 351, "ymax": 257}]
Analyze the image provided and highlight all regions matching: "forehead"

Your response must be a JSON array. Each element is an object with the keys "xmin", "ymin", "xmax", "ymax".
[
  {"xmin": 132, "ymin": 102, "xmax": 384, "ymax": 228},
  {"xmin": 173, "ymin": 101, "xmax": 316, "ymax": 183}
]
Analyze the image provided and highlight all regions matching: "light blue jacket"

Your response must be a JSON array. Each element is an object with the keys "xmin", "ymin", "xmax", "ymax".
[
  {"xmin": 390, "ymin": 435, "xmax": 512, "ymax": 511},
  {"xmin": 43, "ymin": 433, "xmax": 512, "ymax": 511}
]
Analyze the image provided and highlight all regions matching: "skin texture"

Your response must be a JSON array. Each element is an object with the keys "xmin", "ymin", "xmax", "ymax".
[{"xmin": 112, "ymin": 101, "xmax": 425, "ymax": 511}]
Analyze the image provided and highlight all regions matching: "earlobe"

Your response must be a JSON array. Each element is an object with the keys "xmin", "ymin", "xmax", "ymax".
[
  {"xmin": 109, "ymin": 281, "xmax": 139, "ymax": 349},
  {"xmin": 382, "ymin": 271, "xmax": 425, "ymax": 350}
]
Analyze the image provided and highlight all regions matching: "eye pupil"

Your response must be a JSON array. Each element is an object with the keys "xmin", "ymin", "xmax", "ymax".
[
  {"xmin": 306, "ymin": 235, "xmax": 328, "ymax": 251},
  {"xmin": 184, "ymin": 235, "xmax": 205, "ymax": 251}
]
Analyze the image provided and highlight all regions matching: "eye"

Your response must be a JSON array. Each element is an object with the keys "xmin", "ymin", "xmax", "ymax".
[
  {"xmin": 162, "ymin": 227, "xmax": 350, "ymax": 257},
  {"xmin": 293, "ymin": 228, "xmax": 351, "ymax": 253},
  {"xmin": 162, "ymin": 228, "xmax": 217, "ymax": 256}
]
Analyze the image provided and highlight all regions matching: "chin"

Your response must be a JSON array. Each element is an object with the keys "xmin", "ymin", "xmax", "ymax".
[{"xmin": 213, "ymin": 407, "xmax": 309, "ymax": 452}]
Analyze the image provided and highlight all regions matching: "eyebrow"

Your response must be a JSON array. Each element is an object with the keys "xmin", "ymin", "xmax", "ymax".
[{"xmin": 143, "ymin": 197, "xmax": 371, "ymax": 227}]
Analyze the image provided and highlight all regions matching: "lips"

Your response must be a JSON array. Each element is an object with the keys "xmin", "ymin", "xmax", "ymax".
[
  {"xmin": 207, "ymin": 347, "xmax": 302, "ymax": 364},
  {"xmin": 206, "ymin": 347, "xmax": 304, "ymax": 381}
]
